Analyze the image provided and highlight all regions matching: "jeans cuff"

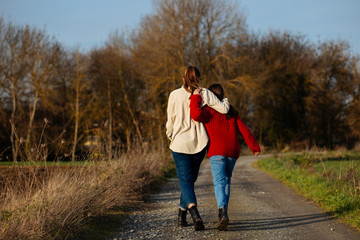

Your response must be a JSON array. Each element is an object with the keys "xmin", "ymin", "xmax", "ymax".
[{"xmin": 179, "ymin": 205, "xmax": 187, "ymax": 210}]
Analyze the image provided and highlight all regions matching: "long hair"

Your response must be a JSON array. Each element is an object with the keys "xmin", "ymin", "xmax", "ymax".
[
  {"xmin": 208, "ymin": 84, "xmax": 238, "ymax": 117},
  {"xmin": 183, "ymin": 66, "xmax": 201, "ymax": 97}
]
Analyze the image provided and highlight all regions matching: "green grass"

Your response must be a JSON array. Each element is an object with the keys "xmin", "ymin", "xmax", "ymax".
[{"xmin": 255, "ymin": 151, "xmax": 360, "ymax": 231}]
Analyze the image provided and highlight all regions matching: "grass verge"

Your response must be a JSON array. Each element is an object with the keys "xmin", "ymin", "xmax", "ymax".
[
  {"xmin": 0, "ymin": 147, "xmax": 174, "ymax": 240},
  {"xmin": 255, "ymin": 151, "xmax": 360, "ymax": 231}
]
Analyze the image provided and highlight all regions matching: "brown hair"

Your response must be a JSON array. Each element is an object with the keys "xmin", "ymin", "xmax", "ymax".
[
  {"xmin": 183, "ymin": 66, "xmax": 201, "ymax": 96},
  {"xmin": 208, "ymin": 84, "xmax": 224, "ymax": 101},
  {"xmin": 208, "ymin": 83, "xmax": 238, "ymax": 117}
]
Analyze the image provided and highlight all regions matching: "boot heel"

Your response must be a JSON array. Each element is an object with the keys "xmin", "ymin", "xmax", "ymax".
[
  {"xmin": 177, "ymin": 209, "xmax": 188, "ymax": 227},
  {"xmin": 188, "ymin": 206, "xmax": 205, "ymax": 231},
  {"xmin": 217, "ymin": 206, "xmax": 229, "ymax": 231}
]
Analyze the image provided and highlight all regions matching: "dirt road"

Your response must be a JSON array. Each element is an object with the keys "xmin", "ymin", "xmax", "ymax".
[{"xmin": 110, "ymin": 154, "xmax": 360, "ymax": 240}]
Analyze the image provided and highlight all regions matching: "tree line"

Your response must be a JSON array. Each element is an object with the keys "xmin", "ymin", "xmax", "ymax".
[{"xmin": 0, "ymin": 0, "xmax": 359, "ymax": 162}]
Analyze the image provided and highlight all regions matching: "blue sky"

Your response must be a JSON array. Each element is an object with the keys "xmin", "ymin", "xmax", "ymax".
[{"xmin": 1, "ymin": 0, "xmax": 359, "ymax": 54}]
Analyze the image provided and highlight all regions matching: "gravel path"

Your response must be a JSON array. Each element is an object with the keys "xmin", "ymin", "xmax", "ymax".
[{"xmin": 109, "ymin": 154, "xmax": 360, "ymax": 240}]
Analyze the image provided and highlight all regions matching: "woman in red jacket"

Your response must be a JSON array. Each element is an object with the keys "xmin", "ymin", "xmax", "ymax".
[{"xmin": 190, "ymin": 84, "xmax": 260, "ymax": 231}]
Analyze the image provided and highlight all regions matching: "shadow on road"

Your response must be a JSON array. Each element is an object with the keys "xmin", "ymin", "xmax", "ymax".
[{"xmin": 227, "ymin": 213, "xmax": 334, "ymax": 231}]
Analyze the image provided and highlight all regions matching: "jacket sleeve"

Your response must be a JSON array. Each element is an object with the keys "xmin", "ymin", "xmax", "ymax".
[
  {"xmin": 190, "ymin": 94, "xmax": 211, "ymax": 122},
  {"xmin": 200, "ymin": 88, "xmax": 229, "ymax": 114},
  {"xmin": 236, "ymin": 116, "xmax": 261, "ymax": 153},
  {"xmin": 165, "ymin": 92, "xmax": 175, "ymax": 140}
]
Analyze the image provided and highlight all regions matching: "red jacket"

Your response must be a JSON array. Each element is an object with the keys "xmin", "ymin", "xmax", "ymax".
[{"xmin": 190, "ymin": 94, "xmax": 260, "ymax": 159}]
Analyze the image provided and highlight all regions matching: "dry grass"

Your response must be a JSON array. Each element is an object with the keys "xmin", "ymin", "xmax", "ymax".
[{"xmin": 0, "ymin": 146, "xmax": 170, "ymax": 240}]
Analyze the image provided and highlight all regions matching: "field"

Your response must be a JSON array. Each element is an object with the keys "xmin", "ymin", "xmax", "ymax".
[{"xmin": 255, "ymin": 150, "xmax": 360, "ymax": 230}]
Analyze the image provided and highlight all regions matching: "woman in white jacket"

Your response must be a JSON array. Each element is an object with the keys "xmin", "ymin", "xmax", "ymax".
[{"xmin": 166, "ymin": 66, "xmax": 229, "ymax": 230}]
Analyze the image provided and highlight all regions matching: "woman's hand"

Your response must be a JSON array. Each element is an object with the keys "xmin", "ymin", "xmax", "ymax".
[
  {"xmin": 194, "ymin": 88, "xmax": 201, "ymax": 95},
  {"xmin": 254, "ymin": 152, "xmax": 260, "ymax": 157}
]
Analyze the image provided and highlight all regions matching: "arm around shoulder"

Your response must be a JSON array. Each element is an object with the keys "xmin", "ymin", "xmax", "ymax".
[
  {"xmin": 190, "ymin": 94, "xmax": 211, "ymax": 122},
  {"xmin": 201, "ymin": 88, "xmax": 229, "ymax": 114}
]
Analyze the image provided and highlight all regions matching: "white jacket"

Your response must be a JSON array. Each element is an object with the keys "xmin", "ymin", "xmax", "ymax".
[{"xmin": 166, "ymin": 86, "xmax": 229, "ymax": 154}]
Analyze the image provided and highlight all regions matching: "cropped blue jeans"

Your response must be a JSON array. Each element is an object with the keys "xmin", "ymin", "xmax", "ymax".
[
  {"xmin": 172, "ymin": 147, "xmax": 206, "ymax": 210},
  {"xmin": 209, "ymin": 155, "xmax": 237, "ymax": 209}
]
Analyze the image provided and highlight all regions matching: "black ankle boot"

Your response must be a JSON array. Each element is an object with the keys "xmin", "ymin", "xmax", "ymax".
[
  {"xmin": 217, "ymin": 206, "xmax": 229, "ymax": 231},
  {"xmin": 178, "ymin": 209, "xmax": 187, "ymax": 227},
  {"xmin": 188, "ymin": 206, "xmax": 205, "ymax": 231}
]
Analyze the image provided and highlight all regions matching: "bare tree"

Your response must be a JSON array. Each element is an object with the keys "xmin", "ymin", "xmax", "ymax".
[
  {"xmin": 118, "ymin": 69, "xmax": 143, "ymax": 145},
  {"xmin": 307, "ymin": 40, "xmax": 357, "ymax": 147},
  {"xmin": 89, "ymin": 34, "xmax": 144, "ymax": 152},
  {"xmin": 236, "ymin": 32, "xmax": 314, "ymax": 148},
  {"xmin": 23, "ymin": 28, "xmax": 56, "ymax": 160},
  {"xmin": 132, "ymin": 0, "xmax": 247, "ymax": 145},
  {"xmin": 347, "ymin": 58, "xmax": 360, "ymax": 139},
  {"xmin": 2, "ymin": 22, "xmax": 31, "ymax": 161},
  {"xmin": 71, "ymin": 51, "xmax": 87, "ymax": 162}
]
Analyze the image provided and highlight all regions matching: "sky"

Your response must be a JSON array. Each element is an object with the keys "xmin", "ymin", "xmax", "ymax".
[{"xmin": 0, "ymin": 0, "xmax": 359, "ymax": 54}]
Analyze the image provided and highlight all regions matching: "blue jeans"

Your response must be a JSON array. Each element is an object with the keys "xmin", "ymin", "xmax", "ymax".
[
  {"xmin": 209, "ymin": 155, "xmax": 237, "ymax": 209},
  {"xmin": 172, "ymin": 148, "xmax": 206, "ymax": 210}
]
